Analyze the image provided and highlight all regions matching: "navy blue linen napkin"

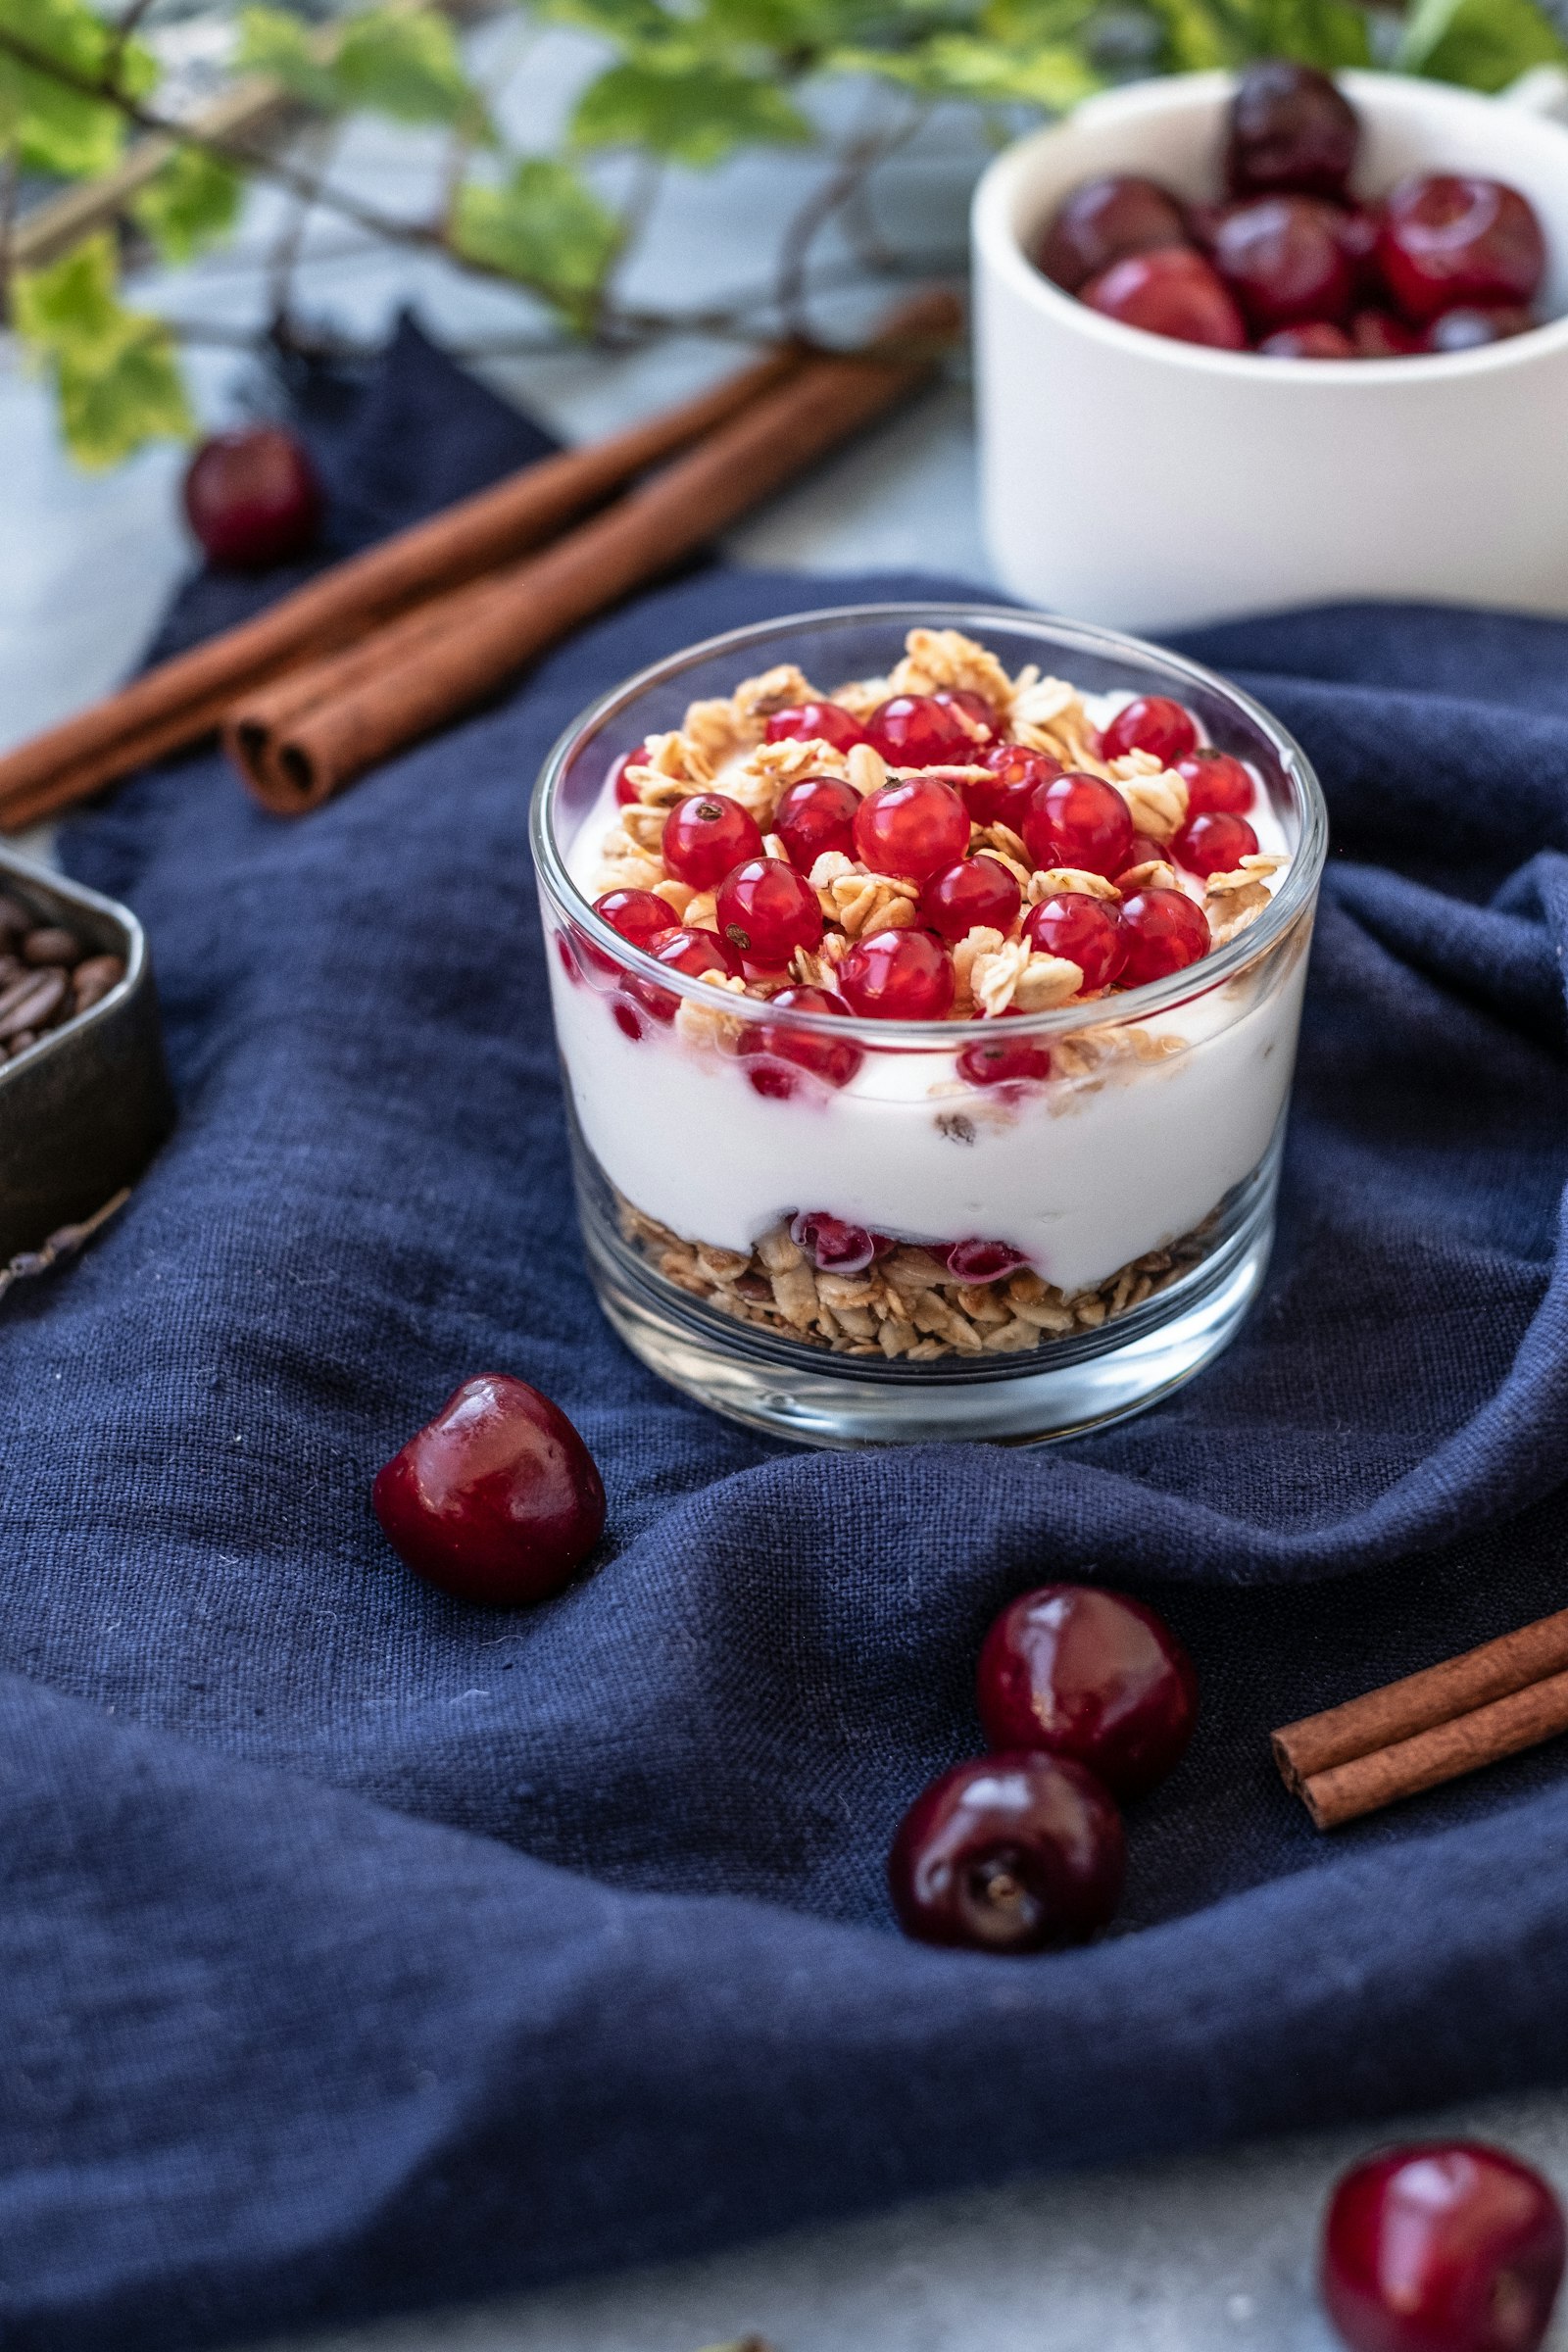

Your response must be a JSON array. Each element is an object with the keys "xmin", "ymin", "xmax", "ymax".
[{"xmin": 1, "ymin": 319, "xmax": 1565, "ymax": 2349}]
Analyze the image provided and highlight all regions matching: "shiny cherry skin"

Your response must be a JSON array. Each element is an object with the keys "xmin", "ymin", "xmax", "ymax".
[
  {"xmin": 1172, "ymin": 809, "xmax": 1259, "ymax": 877},
  {"xmin": 1353, "ymin": 307, "xmax": 1424, "ymax": 357},
  {"xmin": 977, "ymin": 1584, "xmax": 1199, "ymax": 1800},
  {"xmin": 1023, "ymin": 772, "xmax": 1135, "ymax": 879},
  {"xmin": 888, "ymin": 1752, "xmax": 1125, "ymax": 1954},
  {"xmin": 1023, "ymin": 892, "xmax": 1126, "ymax": 991},
  {"xmin": 855, "ymin": 776, "xmax": 971, "ymax": 882},
  {"xmin": 957, "ymin": 1033, "xmax": 1053, "ymax": 1087},
  {"xmin": 662, "ymin": 793, "xmax": 763, "ymax": 890},
  {"xmin": 1118, "ymin": 887, "xmax": 1211, "ymax": 984},
  {"xmin": 969, "ymin": 743, "xmax": 1063, "ymax": 831},
  {"xmin": 1177, "ymin": 748, "xmax": 1254, "ymax": 814},
  {"xmin": 1081, "ymin": 248, "xmax": 1248, "ymax": 349},
  {"xmin": 933, "ymin": 687, "xmax": 1001, "ymax": 747},
  {"xmin": 609, "ymin": 739, "xmax": 655, "ymax": 806},
  {"xmin": 1258, "ymin": 320, "xmax": 1357, "ymax": 358},
  {"xmin": 1322, "ymin": 2141, "xmax": 1566, "ymax": 2352},
  {"xmin": 837, "ymin": 927, "xmax": 956, "ymax": 1020},
  {"xmin": 1423, "ymin": 304, "xmax": 1536, "ymax": 353},
  {"xmin": 593, "ymin": 887, "xmax": 672, "ymax": 951},
  {"xmin": 1038, "ymin": 173, "xmax": 1194, "ymax": 294},
  {"xmin": 1377, "ymin": 175, "xmax": 1546, "ymax": 326},
  {"xmin": 764, "ymin": 701, "xmax": 867, "ymax": 752},
  {"xmin": 790, "ymin": 1209, "xmax": 881, "ymax": 1273},
  {"xmin": 1212, "ymin": 196, "xmax": 1355, "ymax": 331},
  {"xmin": 739, "ymin": 985, "xmax": 860, "ymax": 1098},
  {"xmin": 773, "ymin": 774, "xmax": 860, "ymax": 870},
  {"xmin": 1225, "ymin": 59, "xmax": 1358, "ymax": 202},
  {"xmin": 716, "ymin": 856, "xmax": 822, "ymax": 969},
  {"xmin": 631, "ymin": 924, "xmax": 741, "ymax": 1022},
  {"xmin": 371, "ymin": 1374, "xmax": 605, "ymax": 1608},
  {"xmin": 183, "ymin": 425, "xmax": 322, "ymax": 568},
  {"xmin": 1102, "ymin": 696, "xmax": 1200, "ymax": 764},
  {"xmin": 919, "ymin": 856, "xmax": 1022, "ymax": 943},
  {"xmin": 864, "ymin": 694, "xmax": 979, "ymax": 768}
]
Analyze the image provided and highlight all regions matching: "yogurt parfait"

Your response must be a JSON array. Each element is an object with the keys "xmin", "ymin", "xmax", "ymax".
[{"xmin": 531, "ymin": 605, "xmax": 1326, "ymax": 1446}]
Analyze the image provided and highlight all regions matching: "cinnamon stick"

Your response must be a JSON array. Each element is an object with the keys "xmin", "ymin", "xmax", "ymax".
[
  {"xmin": 0, "ymin": 345, "xmax": 807, "ymax": 832},
  {"xmin": 1273, "ymin": 1604, "xmax": 1568, "ymax": 1829},
  {"xmin": 226, "ymin": 290, "xmax": 961, "ymax": 815}
]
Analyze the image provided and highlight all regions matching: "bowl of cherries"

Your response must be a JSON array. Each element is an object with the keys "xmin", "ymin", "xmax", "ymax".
[{"xmin": 973, "ymin": 62, "xmax": 1568, "ymax": 630}]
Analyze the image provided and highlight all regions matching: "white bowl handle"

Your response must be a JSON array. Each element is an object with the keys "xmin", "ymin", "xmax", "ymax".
[{"xmin": 1501, "ymin": 64, "xmax": 1568, "ymax": 121}]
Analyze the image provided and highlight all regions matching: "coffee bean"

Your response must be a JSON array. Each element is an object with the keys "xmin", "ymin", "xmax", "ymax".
[
  {"xmin": 22, "ymin": 927, "xmax": 80, "ymax": 968},
  {"xmin": 0, "ymin": 895, "xmax": 33, "ymax": 941},
  {"xmin": 0, "ymin": 968, "xmax": 68, "ymax": 1039},
  {"xmin": 7, "ymin": 1031, "xmax": 36, "ymax": 1055},
  {"xmin": 71, "ymin": 954, "xmax": 125, "ymax": 1013}
]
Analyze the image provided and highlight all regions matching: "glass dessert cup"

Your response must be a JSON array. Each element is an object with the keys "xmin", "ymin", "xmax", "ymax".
[{"xmin": 530, "ymin": 605, "xmax": 1327, "ymax": 1447}]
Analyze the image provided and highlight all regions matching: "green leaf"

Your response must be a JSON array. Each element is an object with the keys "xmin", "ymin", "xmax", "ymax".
[
  {"xmin": 538, "ymin": 0, "xmax": 669, "ymax": 42},
  {"xmin": 235, "ymin": 6, "xmax": 344, "ymax": 111},
  {"xmin": 14, "ymin": 234, "xmax": 192, "ymax": 468},
  {"xmin": 1250, "ymin": 0, "xmax": 1369, "ymax": 69},
  {"xmin": 1397, "ymin": 0, "xmax": 1568, "ymax": 91},
  {"xmin": 335, "ymin": 7, "xmax": 488, "ymax": 131},
  {"xmin": 0, "ymin": 0, "xmax": 155, "ymax": 177},
  {"xmin": 1138, "ymin": 0, "xmax": 1240, "ymax": 71},
  {"xmin": 451, "ymin": 158, "xmax": 621, "ymax": 324},
  {"xmin": 836, "ymin": 29, "xmax": 1099, "ymax": 105},
  {"xmin": 571, "ymin": 55, "xmax": 812, "ymax": 164},
  {"xmin": 130, "ymin": 145, "xmax": 243, "ymax": 265}
]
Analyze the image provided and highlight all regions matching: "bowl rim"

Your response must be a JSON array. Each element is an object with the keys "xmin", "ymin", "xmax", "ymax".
[
  {"xmin": 529, "ymin": 599, "xmax": 1328, "ymax": 1048},
  {"xmin": 971, "ymin": 65, "xmax": 1568, "ymax": 382}
]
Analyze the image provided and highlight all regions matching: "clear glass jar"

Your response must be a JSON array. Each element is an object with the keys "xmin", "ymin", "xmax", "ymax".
[{"xmin": 530, "ymin": 605, "xmax": 1327, "ymax": 1446}]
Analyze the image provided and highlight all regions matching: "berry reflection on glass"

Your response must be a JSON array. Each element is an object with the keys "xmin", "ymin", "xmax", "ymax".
[{"xmin": 738, "ymin": 987, "xmax": 860, "ymax": 1098}]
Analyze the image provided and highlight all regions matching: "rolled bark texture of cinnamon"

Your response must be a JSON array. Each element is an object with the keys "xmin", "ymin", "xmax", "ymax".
[
  {"xmin": 1273, "ymin": 1604, "xmax": 1568, "ymax": 1829},
  {"xmin": 226, "ymin": 288, "xmax": 963, "ymax": 816}
]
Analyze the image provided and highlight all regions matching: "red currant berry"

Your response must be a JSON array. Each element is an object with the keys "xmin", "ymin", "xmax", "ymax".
[
  {"xmin": 1352, "ymin": 307, "xmax": 1424, "ymax": 357},
  {"xmin": 790, "ymin": 1210, "xmax": 877, "ymax": 1273},
  {"xmin": 764, "ymin": 701, "xmax": 866, "ymax": 753},
  {"xmin": 738, "ymin": 986, "xmax": 860, "ymax": 1098},
  {"xmin": 632, "ymin": 925, "xmax": 741, "ymax": 1023},
  {"xmin": 888, "ymin": 1753, "xmax": 1125, "ymax": 1954},
  {"xmin": 1102, "ymin": 697, "xmax": 1200, "ymax": 764},
  {"xmin": 1038, "ymin": 174, "xmax": 1193, "ymax": 295},
  {"xmin": 1081, "ymin": 249, "xmax": 1248, "ymax": 350},
  {"xmin": 1258, "ymin": 320, "xmax": 1357, "ymax": 358},
  {"xmin": 1172, "ymin": 809, "xmax": 1259, "ymax": 877},
  {"xmin": 662, "ymin": 793, "xmax": 763, "ymax": 890},
  {"xmin": 183, "ymin": 426, "xmax": 322, "ymax": 569},
  {"xmin": 855, "ymin": 777, "xmax": 971, "ymax": 882},
  {"xmin": 1023, "ymin": 893, "xmax": 1127, "ymax": 991},
  {"xmin": 1022, "ymin": 773, "xmax": 1135, "ymax": 879},
  {"xmin": 715, "ymin": 857, "xmax": 822, "ymax": 969},
  {"xmin": 957, "ymin": 1034, "xmax": 1053, "ymax": 1088},
  {"xmin": 945, "ymin": 1238, "xmax": 1029, "ymax": 1284},
  {"xmin": 1423, "ymin": 304, "xmax": 1536, "ymax": 353},
  {"xmin": 837, "ymin": 928, "xmax": 955, "ymax": 1020},
  {"xmin": 1211, "ymin": 196, "xmax": 1355, "ymax": 331},
  {"xmin": 1113, "ymin": 833, "xmax": 1170, "ymax": 886},
  {"xmin": 773, "ymin": 774, "xmax": 861, "ymax": 871},
  {"xmin": 1225, "ymin": 60, "xmax": 1358, "ymax": 203},
  {"xmin": 968, "ymin": 744, "xmax": 1063, "ymax": 831},
  {"xmin": 977, "ymin": 1585, "xmax": 1198, "ymax": 1800},
  {"xmin": 593, "ymin": 888, "xmax": 673, "ymax": 951},
  {"xmin": 932, "ymin": 687, "xmax": 1001, "ymax": 746},
  {"xmin": 1118, "ymin": 888, "xmax": 1211, "ymax": 984},
  {"xmin": 1176, "ymin": 748, "xmax": 1254, "ymax": 814},
  {"xmin": 609, "ymin": 739, "xmax": 654, "ymax": 806},
  {"xmin": 1322, "ymin": 2142, "xmax": 1566, "ymax": 2352},
  {"xmin": 864, "ymin": 694, "xmax": 980, "ymax": 767},
  {"xmin": 1377, "ymin": 175, "xmax": 1546, "ymax": 326},
  {"xmin": 371, "ymin": 1374, "xmax": 605, "ymax": 1608},
  {"xmin": 612, "ymin": 998, "xmax": 646, "ymax": 1042},
  {"xmin": 919, "ymin": 856, "xmax": 1021, "ymax": 943}
]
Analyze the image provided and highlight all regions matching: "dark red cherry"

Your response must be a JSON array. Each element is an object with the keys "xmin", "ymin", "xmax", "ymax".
[
  {"xmin": 888, "ymin": 1752, "xmax": 1125, "ymax": 1953},
  {"xmin": 371, "ymin": 1374, "xmax": 605, "ymax": 1607},
  {"xmin": 933, "ymin": 688, "xmax": 1001, "ymax": 747},
  {"xmin": 183, "ymin": 426, "xmax": 322, "ymax": 568},
  {"xmin": 1377, "ymin": 175, "xmax": 1546, "ymax": 326},
  {"xmin": 764, "ymin": 701, "xmax": 867, "ymax": 752},
  {"xmin": 1102, "ymin": 696, "xmax": 1200, "ymax": 764},
  {"xmin": 1335, "ymin": 203, "xmax": 1383, "ymax": 286},
  {"xmin": 609, "ymin": 739, "xmax": 655, "ymax": 806},
  {"xmin": 837, "ymin": 927, "xmax": 955, "ymax": 1020},
  {"xmin": 790, "ymin": 1209, "xmax": 879, "ymax": 1272},
  {"xmin": 738, "ymin": 985, "xmax": 860, "ymax": 1098},
  {"xmin": 919, "ymin": 856, "xmax": 1021, "ymax": 943},
  {"xmin": 969, "ymin": 744, "xmax": 1063, "ymax": 831},
  {"xmin": 1352, "ymin": 307, "xmax": 1423, "ymax": 357},
  {"xmin": 1422, "ymin": 304, "xmax": 1537, "ymax": 353},
  {"xmin": 1172, "ymin": 809, "xmax": 1259, "ymax": 877},
  {"xmin": 1023, "ymin": 892, "xmax": 1126, "ymax": 991},
  {"xmin": 1322, "ymin": 2142, "xmax": 1566, "ymax": 2352},
  {"xmin": 1038, "ymin": 173, "xmax": 1194, "ymax": 294},
  {"xmin": 1212, "ymin": 196, "xmax": 1355, "ymax": 330},
  {"xmin": 773, "ymin": 774, "xmax": 860, "ymax": 870},
  {"xmin": 1225, "ymin": 60, "xmax": 1358, "ymax": 202},
  {"xmin": 864, "ymin": 694, "xmax": 979, "ymax": 768},
  {"xmin": 977, "ymin": 1584, "xmax": 1198, "ymax": 1799},
  {"xmin": 716, "ymin": 856, "xmax": 822, "ymax": 969},
  {"xmin": 1081, "ymin": 248, "xmax": 1248, "ymax": 349},
  {"xmin": 1022, "ymin": 773, "xmax": 1134, "ymax": 879},
  {"xmin": 1118, "ymin": 887, "xmax": 1211, "ymax": 983},
  {"xmin": 662, "ymin": 793, "xmax": 763, "ymax": 890},
  {"xmin": 1176, "ymin": 748, "xmax": 1254, "ymax": 814},
  {"xmin": 1258, "ymin": 320, "xmax": 1356, "ymax": 358},
  {"xmin": 957, "ymin": 1033, "xmax": 1053, "ymax": 1087},
  {"xmin": 593, "ymin": 887, "xmax": 672, "ymax": 952},
  {"xmin": 945, "ymin": 1238, "xmax": 1028, "ymax": 1284},
  {"xmin": 855, "ymin": 776, "xmax": 971, "ymax": 882}
]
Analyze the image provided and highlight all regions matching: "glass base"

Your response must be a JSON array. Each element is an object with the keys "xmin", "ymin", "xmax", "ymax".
[{"xmin": 581, "ymin": 1182, "xmax": 1275, "ymax": 1448}]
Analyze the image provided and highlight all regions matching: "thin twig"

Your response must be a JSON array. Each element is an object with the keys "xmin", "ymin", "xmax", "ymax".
[
  {"xmin": 0, "ymin": 145, "xmax": 20, "ymax": 322},
  {"xmin": 775, "ymin": 98, "xmax": 929, "ymax": 336},
  {"xmin": 104, "ymin": 0, "xmax": 159, "ymax": 87},
  {"xmin": 265, "ymin": 119, "xmax": 342, "ymax": 339}
]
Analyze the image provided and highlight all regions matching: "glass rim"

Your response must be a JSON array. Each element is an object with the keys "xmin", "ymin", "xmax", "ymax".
[{"xmin": 529, "ymin": 600, "xmax": 1329, "ymax": 1046}]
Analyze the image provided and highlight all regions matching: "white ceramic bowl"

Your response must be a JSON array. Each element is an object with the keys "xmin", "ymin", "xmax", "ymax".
[{"xmin": 972, "ymin": 69, "xmax": 1568, "ymax": 629}]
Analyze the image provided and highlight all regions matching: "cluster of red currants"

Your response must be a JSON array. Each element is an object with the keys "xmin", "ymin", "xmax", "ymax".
[
  {"xmin": 589, "ymin": 686, "xmax": 1252, "ymax": 1076},
  {"xmin": 1039, "ymin": 59, "xmax": 1548, "ymax": 360}
]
